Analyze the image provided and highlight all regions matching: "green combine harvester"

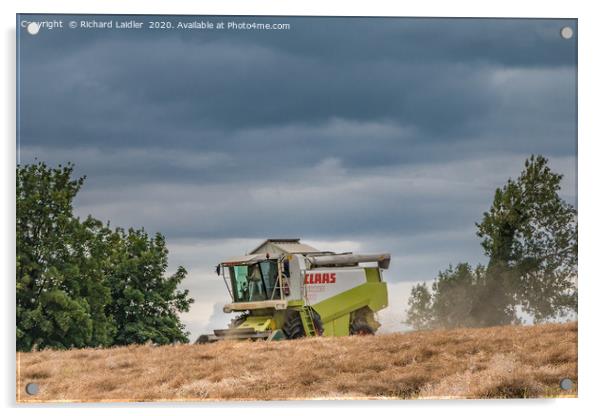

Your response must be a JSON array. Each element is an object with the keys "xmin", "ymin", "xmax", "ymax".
[{"xmin": 196, "ymin": 239, "xmax": 389, "ymax": 342}]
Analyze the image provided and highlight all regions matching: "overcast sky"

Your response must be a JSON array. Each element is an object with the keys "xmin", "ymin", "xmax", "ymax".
[{"xmin": 17, "ymin": 15, "xmax": 577, "ymax": 336}]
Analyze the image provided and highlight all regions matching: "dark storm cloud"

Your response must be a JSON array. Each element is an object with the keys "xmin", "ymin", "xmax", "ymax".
[
  {"xmin": 19, "ymin": 16, "xmax": 576, "ymax": 147},
  {"xmin": 18, "ymin": 15, "xmax": 577, "ymax": 243}
]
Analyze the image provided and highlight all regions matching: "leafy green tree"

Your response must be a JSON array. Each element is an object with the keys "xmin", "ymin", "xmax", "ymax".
[
  {"xmin": 106, "ymin": 229, "xmax": 193, "ymax": 345},
  {"xmin": 406, "ymin": 155, "xmax": 577, "ymax": 329},
  {"xmin": 17, "ymin": 161, "xmax": 194, "ymax": 350},
  {"xmin": 476, "ymin": 155, "xmax": 577, "ymax": 322},
  {"xmin": 17, "ymin": 162, "xmax": 114, "ymax": 350}
]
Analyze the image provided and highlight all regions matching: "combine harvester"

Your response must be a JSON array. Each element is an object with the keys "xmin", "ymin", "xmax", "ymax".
[{"xmin": 196, "ymin": 239, "xmax": 389, "ymax": 342}]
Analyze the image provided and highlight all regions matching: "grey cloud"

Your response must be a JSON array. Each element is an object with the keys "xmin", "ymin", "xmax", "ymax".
[
  {"xmin": 55, "ymin": 154, "xmax": 575, "ymax": 242},
  {"xmin": 19, "ymin": 18, "xmax": 576, "ymax": 153}
]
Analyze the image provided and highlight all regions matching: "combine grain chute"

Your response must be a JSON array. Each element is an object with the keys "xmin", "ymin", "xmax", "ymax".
[{"xmin": 196, "ymin": 239, "xmax": 389, "ymax": 342}]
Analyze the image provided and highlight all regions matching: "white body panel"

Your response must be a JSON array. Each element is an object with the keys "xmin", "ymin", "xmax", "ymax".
[
  {"xmin": 302, "ymin": 267, "xmax": 366, "ymax": 304},
  {"xmin": 287, "ymin": 254, "xmax": 305, "ymax": 300}
]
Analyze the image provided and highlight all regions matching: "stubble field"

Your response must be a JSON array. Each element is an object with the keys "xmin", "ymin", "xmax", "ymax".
[{"xmin": 17, "ymin": 321, "xmax": 577, "ymax": 402}]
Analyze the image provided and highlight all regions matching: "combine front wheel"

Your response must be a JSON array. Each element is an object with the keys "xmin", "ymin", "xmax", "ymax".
[{"xmin": 282, "ymin": 311, "xmax": 304, "ymax": 339}]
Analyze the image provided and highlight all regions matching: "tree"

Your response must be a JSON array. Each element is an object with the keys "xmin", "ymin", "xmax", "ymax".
[
  {"xmin": 406, "ymin": 155, "xmax": 577, "ymax": 329},
  {"xmin": 430, "ymin": 263, "xmax": 487, "ymax": 328},
  {"xmin": 106, "ymin": 229, "xmax": 193, "ymax": 345},
  {"xmin": 476, "ymin": 155, "xmax": 577, "ymax": 322},
  {"xmin": 405, "ymin": 283, "xmax": 433, "ymax": 330},
  {"xmin": 17, "ymin": 162, "xmax": 113, "ymax": 350},
  {"xmin": 17, "ymin": 161, "xmax": 194, "ymax": 350}
]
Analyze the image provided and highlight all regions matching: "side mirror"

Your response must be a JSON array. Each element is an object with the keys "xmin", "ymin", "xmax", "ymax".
[{"xmin": 215, "ymin": 264, "xmax": 221, "ymax": 276}]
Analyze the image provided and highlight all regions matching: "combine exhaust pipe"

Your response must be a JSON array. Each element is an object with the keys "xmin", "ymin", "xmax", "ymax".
[{"xmin": 307, "ymin": 253, "xmax": 391, "ymax": 269}]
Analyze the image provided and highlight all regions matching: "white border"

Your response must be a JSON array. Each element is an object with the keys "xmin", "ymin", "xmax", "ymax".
[{"xmin": 3, "ymin": 1, "xmax": 601, "ymax": 415}]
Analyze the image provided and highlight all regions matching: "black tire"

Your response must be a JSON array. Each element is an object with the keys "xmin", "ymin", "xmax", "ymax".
[
  {"xmin": 283, "ymin": 311, "xmax": 305, "ymax": 339},
  {"xmin": 350, "ymin": 321, "xmax": 375, "ymax": 336}
]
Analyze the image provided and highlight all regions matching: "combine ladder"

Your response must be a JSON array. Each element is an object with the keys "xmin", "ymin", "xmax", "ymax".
[{"xmin": 299, "ymin": 307, "xmax": 317, "ymax": 337}]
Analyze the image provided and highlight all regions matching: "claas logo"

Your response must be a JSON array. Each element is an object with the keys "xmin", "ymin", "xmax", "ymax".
[{"xmin": 304, "ymin": 272, "xmax": 337, "ymax": 284}]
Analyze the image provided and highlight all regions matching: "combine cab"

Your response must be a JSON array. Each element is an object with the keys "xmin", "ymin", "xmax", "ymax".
[{"xmin": 196, "ymin": 239, "xmax": 389, "ymax": 342}]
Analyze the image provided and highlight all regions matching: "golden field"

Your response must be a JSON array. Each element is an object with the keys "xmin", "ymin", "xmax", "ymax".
[{"xmin": 16, "ymin": 321, "xmax": 577, "ymax": 402}]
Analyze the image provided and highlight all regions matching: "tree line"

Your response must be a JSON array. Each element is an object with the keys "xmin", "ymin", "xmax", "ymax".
[
  {"xmin": 17, "ymin": 162, "xmax": 194, "ymax": 351},
  {"xmin": 406, "ymin": 155, "xmax": 577, "ymax": 329}
]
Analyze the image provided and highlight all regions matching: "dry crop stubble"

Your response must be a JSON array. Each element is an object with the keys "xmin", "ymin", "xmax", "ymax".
[{"xmin": 16, "ymin": 321, "xmax": 577, "ymax": 402}]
